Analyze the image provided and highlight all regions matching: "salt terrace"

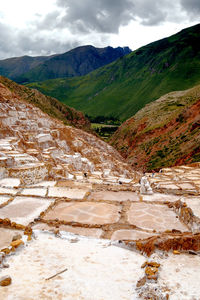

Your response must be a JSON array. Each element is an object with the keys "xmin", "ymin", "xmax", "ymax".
[
  {"xmin": 0, "ymin": 88, "xmax": 200, "ymax": 299},
  {"xmin": 1, "ymin": 165, "xmax": 200, "ymax": 299},
  {"xmin": 1, "ymin": 166, "xmax": 200, "ymax": 243}
]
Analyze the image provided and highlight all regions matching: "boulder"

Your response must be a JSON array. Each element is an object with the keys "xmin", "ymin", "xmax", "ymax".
[
  {"xmin": 10, "ymin": 240, "xmax": 24, "ymax": 248},
  {"xmin": 0, "ymin": 275, "xmax": 12, "ymax": 286}
]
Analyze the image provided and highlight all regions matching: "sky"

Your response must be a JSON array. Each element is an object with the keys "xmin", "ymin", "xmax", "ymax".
[{"xmin": 0, "ymin": 0, "xmax": 199, "ymax": 59}]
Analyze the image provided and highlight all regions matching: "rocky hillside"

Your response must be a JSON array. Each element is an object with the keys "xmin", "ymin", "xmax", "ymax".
[
  {"xmin": 27, "ymin": 23, "xmax": 200, "ymax": 120},
  {"xmin": 0, "ymin": 46, "xmax": 131, "ymax": 83},
  {"xmin": 110, "ymin": 84, "xmax": 200, "ymax": 171},
  {"xmin": 0, "ymin": 76, "xmax": 91, "ymax": 131},
  {"xmin": 0, "ymin": 82, "xmax": 133, "ymax": 182}
]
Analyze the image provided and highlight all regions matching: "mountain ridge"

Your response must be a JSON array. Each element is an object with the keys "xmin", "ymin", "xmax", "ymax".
[
  {"xmin": 0, "ymin": 55, "xmax": 55, "ymax": 80},
  {"xmin": 27, "ymin": 23, "xmax": 200, "ymax": 121},
  {"xmin": 0, "ymin": 45, "xmax": 131, "ymax": 83}
]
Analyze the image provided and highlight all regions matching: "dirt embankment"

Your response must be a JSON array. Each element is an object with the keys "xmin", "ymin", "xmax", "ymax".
[{"xmin": 111, "ymin": 86, "xmax": 200, "ymax": 171}]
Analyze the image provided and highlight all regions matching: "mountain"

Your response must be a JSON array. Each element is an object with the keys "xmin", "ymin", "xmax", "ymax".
[
  {"xmin": 0, "ymin": 46, "xmax": 131, "ymax": 83},
  {"xmin": 0, "ymin": 55, "xmax": 54, "ymax": 80},
  {"xmin": 110, "ymin": 84, "xmax": 200, "ymax": 171},
  {"xmin": 27, "ymin": 23, "xmax": 200, "ymax": 121},
  {"xmin": 0, "ymin": 76, "xmax": 91, "ymax": 131}
]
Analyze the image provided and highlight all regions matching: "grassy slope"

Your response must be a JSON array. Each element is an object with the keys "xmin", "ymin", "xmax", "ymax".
[
  {"xmin": 0, "ymin": 76, "xmax": 91, "ymax": 131},
  {"xmin": 110, "ymin": 84, "xmax": 200, "ymax": 171},
  {"xmin": 27, "ymin": 23, "xmax": 200, "ymax": 121}
]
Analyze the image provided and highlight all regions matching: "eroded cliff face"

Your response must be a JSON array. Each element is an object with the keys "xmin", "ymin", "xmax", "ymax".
[{"xmin": 111, "ymin": 85, "xmax": 200, "ymax": 171}]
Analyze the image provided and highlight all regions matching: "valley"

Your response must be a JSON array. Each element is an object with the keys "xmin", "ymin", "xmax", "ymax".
[
  {"xmin": 27, "ymin": 23, "xmax": 200, "ymax": 121},
  {"xmin": 0, "ymin": 86, "xmax": 200, "ymax": 299},
  {"xmin": 0, "ymin": 21, "xmax": 199, "ymax": 300}
]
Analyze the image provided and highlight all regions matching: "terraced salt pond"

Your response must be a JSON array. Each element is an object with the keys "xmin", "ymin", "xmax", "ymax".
[{"xmin": 1, "ymin": 86, "xmax": 200, "ymax": 298}]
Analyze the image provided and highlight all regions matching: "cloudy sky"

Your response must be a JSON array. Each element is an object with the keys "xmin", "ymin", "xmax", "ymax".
[{"xmin": 0, "ymin": 0, "xmax": 199, "ymax": 59}]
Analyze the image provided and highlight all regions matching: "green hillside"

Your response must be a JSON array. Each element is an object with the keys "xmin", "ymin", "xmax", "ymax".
[{"xmin": 27, "ymin": 23, "xmax": 200, "ymax": 121}]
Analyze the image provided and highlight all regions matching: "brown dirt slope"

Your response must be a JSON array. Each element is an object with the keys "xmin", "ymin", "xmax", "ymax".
[
  {"xmin": 0, "ymin": 76, "xmax": 91, "ymax": 131},
  {"xmin": 110, "ymin": 84, "xmax": 200, "ymax": 171}
]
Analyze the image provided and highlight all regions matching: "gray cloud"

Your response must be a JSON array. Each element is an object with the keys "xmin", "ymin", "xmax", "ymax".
[
  {"xmin": 181, "ymin": 0, "xmax": 200, "ymax": 15},
  {"xmin": 0, "ymin": 23, "xmax": 16, "ymax": 58},
  {"xmin": 16, "ymin": 33, "xmax": 79, "ymax": 56},
  {"xmin": 0, "ymin": 0, "xmax": 199, "ymax": 59},
  {"xmin": 54, "ymin": 0, "xmax": 180, "ymax": 33},
  {"xmin": 56, "ymin": 0, "xmax": 135, "ymax": 33},
  {"xmin": 128, "ymin": 0, "xmax": 169, "ymax": 26},
  {"xmin": 0, "ymin": 23, "xmax": 79, "ymax": 59}
]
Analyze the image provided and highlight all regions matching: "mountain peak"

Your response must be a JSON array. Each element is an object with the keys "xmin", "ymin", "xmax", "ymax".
[{"xmin": 0, "ymin": 45, "xmax": 131, "ymax": 83}]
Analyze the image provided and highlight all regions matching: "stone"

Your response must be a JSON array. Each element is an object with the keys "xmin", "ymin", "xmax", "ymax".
[
  {"xmin": 2, "ymin": 218, "xmax": 11, "ymax": 226},
  {"xmin": 14, "ymin": 224, "xmax": 25, "ymax": 230},
  {"xmin": 141, "ymin": 261, "xmax": 148, "ymax": 268},
  {"xmin": 189, "ymin": 250, "xmax": 198, "ymax": 255},
  {"xmin": 147, "ymin": 274, "xmax": 158, "ymax": 281},
  {"xmin": 0, "ymin": 228, "xmax": 23, "ymax": 249},
  {"xmin": 12, "ymin": 234, "xmax": 22, "ymax": 242},
  {"xmin": 146, "ymin": 262, "xmax": 160, "ymax": 268},
  {"xmin": 1, "ymin": 248, "xmax": 11, "ymax": 255},
  {"xmin": 145, "ymin": 266, "xmax": 159, "ymax": 281},
  {"xmin": 136, "ymin": 276, "xmax": 146, "ymax": 287},
  {"xmin": 27, "ymin": 235, "xmax": 32, "ymax": 241},
  {"xmin": 10, "ymin": 240, "xmax": 24, "ymax": 248},
  {"xmin": 24, "ymin": 226, "xmax": 33, "ymax": 235},
  {"xmin": 140, "ymin": 175, "xmax": 153, "ymax": 195},
  {"xmin": 145, "ymin": 266, "xmax": 159, "ymax": 276},
  {"xmin": 0, "ymin": 275, "xmax": 12, "ymax": 286}
]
